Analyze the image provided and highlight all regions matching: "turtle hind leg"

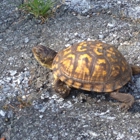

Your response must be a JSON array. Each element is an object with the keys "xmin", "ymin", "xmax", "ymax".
[
  {"xmin": 53, "ymin": 77, "xmax": 70, "ymax": 98},
  {"xmin": 109, "ymin": 92, "xmax": 135, "ymax": 111},
  {"xmin": 131, "ymin": 65, "xmax": 140, "ymax": 75}
]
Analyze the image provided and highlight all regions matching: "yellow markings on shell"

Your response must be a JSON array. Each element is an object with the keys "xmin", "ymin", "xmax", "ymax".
[
  {"xmin": 76, "ymin": 45, "xmax": 87, "ymax": 52},
  {"xmin": 61, "ymin": 58, "xmax": 71, "ymax": 67},
  {"xmin": 76, "ymin": 42, "xmax": 87, "ymax": 52},
  {"xmin": 59, "ymin": 75, "xmax": 66, "ymax": 82},
  {"xmin": 83, "ymin": 83, "xmax": 92, "ymax": 91},
  {"xmin": 52, "ymin": 62, "xmax": 57, "ymax": 69},
  {"xmin": 73, "ymin": 81, "xmax": 81, "ymax": 88},
  {"xmin": 96, "ymin": 59, "xmax": 106, "ymax": 65},
  {"xmin": 66, "ymin": 79, "xmax": 73, "ymax": 86},
  {"xmin": 96, "ymin": 59, "xmax": 107, "ymax": 77},
  {"xmin": 106, "ymin": 53, "xmax": 117, "ymax": 63},
  {"xmin": 106, "ymin": 47, "xmax": 119, "ymax": 63},
  {"xmin": 110, "ymin": 65, "xmax": 120, "ymax": 77},
  {"xmin": 53, "ymin": 74, "xmax": 58, "ymax": 80},
  {"xmin": 74, "ymin": 66, "xmax": 89, "ymax": 79},
  {"xmin": 63, "ymin": 46, "xmax": 71, "ymax": 56},
  {"xmin": 54, "ymin": 56, "xmax": 59, "ymax": 63},
  {"xmin": 61, "ymin": 54, "xmax": 75, "ymax": 75},
  {"xmin": 92, "ymin": 65, "xmax": 107, "ymax": 78},
  {"xmin": 74, "ymin": 54, "xmax": 92, "ymax": 80},
  {"xmin": 122, "ymin": 60, "xmax": 127, "ymax": 67},
  {"xmin": 80, "ymin": 54, "xmax": 92, "ymax": 63},
  {"xmin": 121, "ymin": 66, "xmax": 125, "ymax": 72},
  {"xmin": 95, "ymin": 42, "xmax": 103, "ymax": 49},
  {"xmin": 106, "ymin": 53, "xmax": 112, "ymax": 59},
  {"xmin": 79, "ymin": 41, "xmax": 87, "ymax": 46},
  {"xmin": 52, "ymin": 55, "xmax": 59, "ymax": 70},
  {"xmin": 102, "ymin": 70, "xmax": 107, "ymax": 77},
  {"xmin": 106, "ymin": 47, "xmax": 116, "ymax": 55},
  {"xmin": 66, "ymin": 53, "xmax": 75, "ymax": 59},
  {"xmin": 93, "ymin": 44, "xmax": 103, "ymax": 55},
  {"xmin": 53, "ymin": 70, "xmax": 60, "ymax": 78},
  {"xmin": 91, "ymin": 59, "xmax": 107, "ymax": 82},
  {"xmin": 104, "ymin": 83, "xmax": 113, "ymax": 92},
  {"xmin": 92, "ymin": 83, "xmax": 104, "ymax": 92},
  {"xmin": 61, "ymin": 58, "xmax": 74, "ymax": 74}
]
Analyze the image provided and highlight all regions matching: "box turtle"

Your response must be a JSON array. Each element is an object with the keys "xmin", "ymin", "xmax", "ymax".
[{"xmin": 32, "ymin": 40, "xmax": 140, "ymax": 110}]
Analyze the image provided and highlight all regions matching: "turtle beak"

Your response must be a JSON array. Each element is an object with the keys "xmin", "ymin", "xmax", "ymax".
[
  {"xmin": 32, "ymin": 46, "xmax": 39, "ymax": 57},
  {"xmin": 32, "ymin": 46, "xmax": 44, "ymax": 63}
]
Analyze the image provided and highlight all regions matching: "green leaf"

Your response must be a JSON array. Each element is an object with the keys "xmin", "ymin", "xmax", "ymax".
[{"xmin": 19, "ymin": 0, "xmax": 55, "ymax": 18}]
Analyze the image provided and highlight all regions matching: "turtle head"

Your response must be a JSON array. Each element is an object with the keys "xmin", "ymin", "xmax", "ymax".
[{"xmin": 32, "ymin": 45, "xmax": 57, "ymax": 69}]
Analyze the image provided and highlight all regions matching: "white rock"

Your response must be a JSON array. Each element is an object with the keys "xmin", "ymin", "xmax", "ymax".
[
  {"xmin": 0, "ymin": 110, "xmax": 6, "ymax": 117},
  {"xmin": 87, "ymin": 130, "xmax": 99, "ymax": 137},
  {"xmin": 17, "ymin": 74, "xmax": 24, "ymax": 84},
  {"xmin": 87, "ymin": 38, "xmax": 92, "ymax": 41},
  {"xmin": 39, "ymin": 115, "xmax": 43, "ymax": 118},
  {"xmin": 0, "ymin": 80, "xmax": 5, "ymax": 84},
  {"xmin": 5, "ymin": 77, "xmax": 11, "ymax": 82},
  {"xmin": 74, "ymin": 32, "xmax": 78, "ymax": 36},
  {"xmin": 65, "ymin": 44, "xmax": 71, "ymax": 47},
  {"xmin": 117, "ymin": 133, "xmax": 125, "ymax": 139},
  {"xmin": 117, "ymin": 1, "xmax": 121, "ymax": 4},
  {"xmin": 24, "ymin": 37, "xmax": 29, "ymax": 43},
  {"xmin": 98, "ymin": 34, "xmax": 104, "ymax": 39},
  {"xmin": 24, "ymin": 71, "xmax": 30, "ymax": 77},
  {"xmin": 51, "ymin": 94, "xmax": 59, "ymax": 99},
  {"xmin": 9, "ymin": 70, "xmax": 17, "ymax": 76},
  {"xmin": 39, "ymin": 105, "xmax": 47, "ymax": 113},
  {"xmin": 107, "ymin": 23, "xmax": 115, "ymax": 27},
  {"xmin": 56, "ymin": 98, "xmax": 64, "ymax": 103}
]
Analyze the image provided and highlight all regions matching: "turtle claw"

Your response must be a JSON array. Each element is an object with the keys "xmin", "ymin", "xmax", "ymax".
[
  {"xmin": 120, "ymin": 103, "xmax": 132, "ymax": 111},
  {"xmin": 54, "ymin": 84, "xmax": 70, "ymax": 98}
]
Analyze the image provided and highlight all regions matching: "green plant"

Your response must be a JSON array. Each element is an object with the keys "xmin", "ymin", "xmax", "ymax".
[{"xmin": 19, "ymin": 0, "xmax": 55, "ymax": 18}]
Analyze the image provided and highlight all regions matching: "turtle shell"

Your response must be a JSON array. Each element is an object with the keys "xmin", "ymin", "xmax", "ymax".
[{"xmin": 52, "ymin": 40, "xmax": 132, "ymax": 92}]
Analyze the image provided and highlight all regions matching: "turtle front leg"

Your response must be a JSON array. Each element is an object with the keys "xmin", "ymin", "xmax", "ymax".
[
  {"xmin": 110, "ymin": 92, "xmax": 135, "ymax": 111},
  {"xmin": 53, "ymin": 77, "xmax": 71, "ymax": 98}
]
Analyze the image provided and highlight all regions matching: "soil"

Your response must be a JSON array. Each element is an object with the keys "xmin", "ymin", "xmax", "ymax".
[{"xmin": 0, "ymin": 0, "xmax": 140, "ymax": 140}]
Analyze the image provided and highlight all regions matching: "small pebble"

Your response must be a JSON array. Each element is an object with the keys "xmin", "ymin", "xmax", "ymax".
[
  {"xmin": 9, "ymin": 70, "xmax": 17, "ymax": 76},
  {"xmin": 98, "ymin": 34, "xmax": 104, "ymax": 39},
  {"xmin": 65, "ymin": 44, "xmax": 71, "ymax": 47},
  {"xmin": 0, "ymin": 110, "xmax": 6, "ymax": 117},
  {"xmin": 107, "ymin": 23, "xmax": 115, "ymax": 27},
  {"xmin": 39, "ymin": 115, "xmax": 43, "ymax": 118},
  {"xmin": 24, "ymin": 37, "xmax": 29, "ymax": 43},
  {"xmin": 39, "ymin": 105, "xmax": 47, "ymax": 113}
]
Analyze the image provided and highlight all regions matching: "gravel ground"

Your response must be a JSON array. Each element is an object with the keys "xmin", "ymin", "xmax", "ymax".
[{"xmin": 0, "ymin": 0, "xmax": 140, "ymax": 140}]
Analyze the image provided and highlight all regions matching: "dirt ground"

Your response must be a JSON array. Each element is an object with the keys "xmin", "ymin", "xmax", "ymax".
[{"xmin": 0, "ymin": 0, "xmax": 140, "ymax": 140}]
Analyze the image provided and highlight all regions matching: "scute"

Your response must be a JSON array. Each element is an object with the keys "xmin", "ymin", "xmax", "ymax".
[{"xmin": 52, "ymin": 40, "xmax": 132, "ymax": 92}]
